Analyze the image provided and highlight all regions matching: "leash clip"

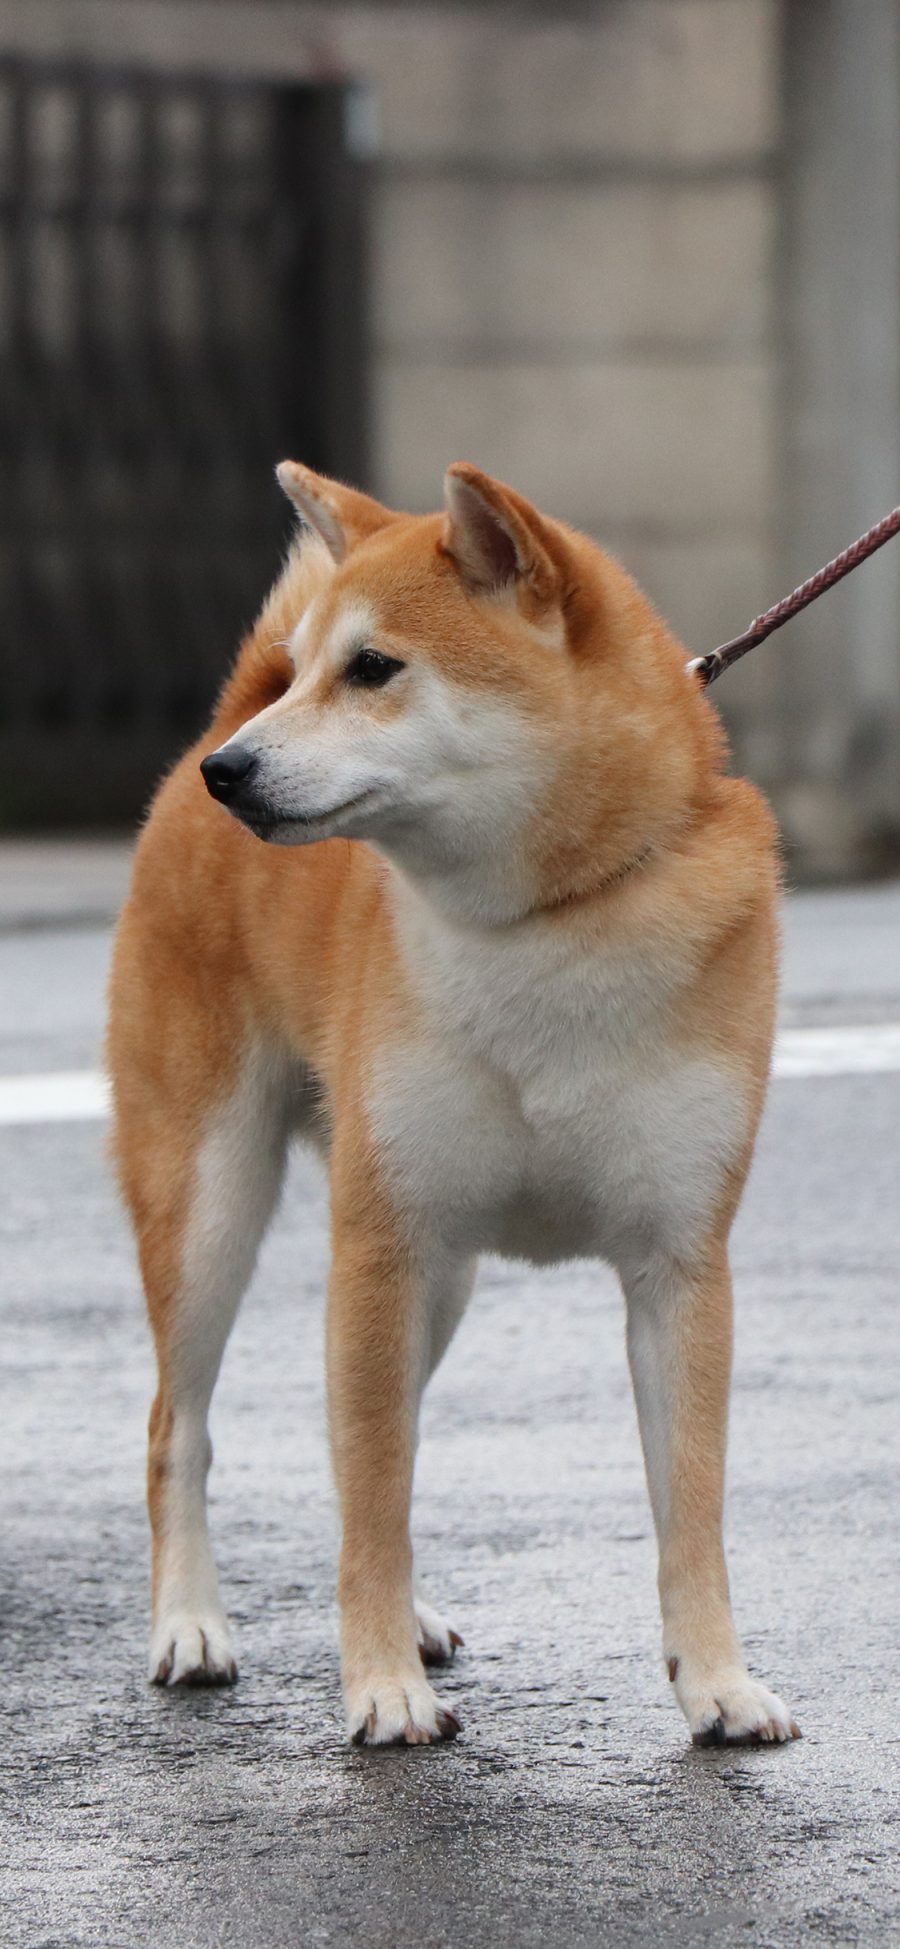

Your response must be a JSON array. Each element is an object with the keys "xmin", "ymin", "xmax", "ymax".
[
  {"xmin": 685, "ymin": 651, "xmax": 722, "ymax": 688},
  {"xmin": 687, "ymin": 504, "xmax": 900, "ymax": 688}
]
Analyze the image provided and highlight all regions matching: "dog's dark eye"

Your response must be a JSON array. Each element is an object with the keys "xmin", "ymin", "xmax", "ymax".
[{"xmin": 344, "ymin": 648, "xmax": 405, "ymax": 688}]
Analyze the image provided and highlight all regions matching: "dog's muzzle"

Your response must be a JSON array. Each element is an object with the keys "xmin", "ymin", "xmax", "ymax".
[{"xmin": 200, "ymin": 743, "xmax": 259, "ymax": 809}]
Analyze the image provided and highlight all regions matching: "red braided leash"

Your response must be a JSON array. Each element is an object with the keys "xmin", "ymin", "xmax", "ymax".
[{"xmin": 687, "ymin": 505, "xmax": 900, "ymax": 688}]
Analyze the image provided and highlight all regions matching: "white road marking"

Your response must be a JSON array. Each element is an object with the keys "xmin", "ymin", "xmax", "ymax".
[
  {"xmin": 1, "ymin": 1024, "xmax": 899, "ymax": 1128},
  {"xmin": 0, "ymin": 1070, "xmax": 111, "ymax": 1125},
  {"xmin": 773, "ymin": 1023, "xmax": 900, "ymax": 1078}
]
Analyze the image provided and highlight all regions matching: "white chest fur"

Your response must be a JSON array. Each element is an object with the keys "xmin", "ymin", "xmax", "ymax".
[{"xmin": 368, "ymin": 885, "xmax": 749, "ymax": 1270}]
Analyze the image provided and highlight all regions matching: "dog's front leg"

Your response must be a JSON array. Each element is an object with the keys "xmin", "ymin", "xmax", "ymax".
[
  {"xmin": 327, "ymin": 1169, "xmax": 461, "ymax": 1747},
  {"xmin": 623, "ymin": 1241, "xmax": 800, "ymax": 1747}
]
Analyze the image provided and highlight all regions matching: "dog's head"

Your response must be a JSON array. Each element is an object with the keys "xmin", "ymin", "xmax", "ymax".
[{"xmin": 202, "ymin": 463, "xmax": 719, "ymax": 917}]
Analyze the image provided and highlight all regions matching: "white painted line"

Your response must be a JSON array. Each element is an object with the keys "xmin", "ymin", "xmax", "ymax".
[
  {"xmin": 773, "ymin": 1023, "xmax": 900, "ymax": 1078},
  {"xmin": 0, "ymin": 1069, "xmax": 111, "ymax": 1125},
  {"xmin": 0, "ymin": 1025, "xmax": 899, "ymax": 1127}
]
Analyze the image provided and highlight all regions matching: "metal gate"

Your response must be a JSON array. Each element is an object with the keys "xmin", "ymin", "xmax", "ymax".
[{"xmin": 0, "ymin": 59, "xmax": 370, "ymax": 827}]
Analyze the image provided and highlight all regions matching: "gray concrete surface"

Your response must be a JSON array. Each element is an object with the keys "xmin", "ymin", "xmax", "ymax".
[
  {"xmin": 2, "ymin": 867, "xmax": 900, "ymax": 1947},
  {"xmin": 0, "ymin": 840, "xmax": 133, "ymax": 934}
]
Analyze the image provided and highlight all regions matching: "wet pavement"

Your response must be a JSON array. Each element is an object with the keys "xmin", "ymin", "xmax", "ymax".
[{"xmin": 2, "ymin": 866, "xmax": 899, "ymax": 1947}]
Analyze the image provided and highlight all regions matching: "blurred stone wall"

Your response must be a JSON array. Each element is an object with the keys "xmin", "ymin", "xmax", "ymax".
[
  {"xmin": 4, "ymin": 2, "xmax": 898, "ymax": 868},
  {"xmin": 0, "ymin": 2, "xmax": 778, "ymax": 643}
]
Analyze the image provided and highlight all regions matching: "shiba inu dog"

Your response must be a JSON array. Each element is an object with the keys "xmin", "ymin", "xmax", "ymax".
[{"xmin": 108, "ymin": 462, "xmax": 800, "ymax": 1749}]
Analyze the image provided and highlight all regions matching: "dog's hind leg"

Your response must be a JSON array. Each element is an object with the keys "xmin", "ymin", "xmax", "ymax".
[
  {"xmin": 622, "ymin": 1240, "xmax": 800, "ymax": 1747},
  {"xmin": 114, "ymin": 1025, "xmax": 291, "ymax": 1688}
]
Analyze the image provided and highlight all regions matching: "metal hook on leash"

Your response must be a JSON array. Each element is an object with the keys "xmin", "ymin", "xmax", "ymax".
[{"xmin": 687, "ymin": 505, "xmax": 900, "ymax": 687}]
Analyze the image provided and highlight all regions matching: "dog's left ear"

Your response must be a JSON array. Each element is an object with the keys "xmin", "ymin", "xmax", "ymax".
[
  {"xmin": 441, "ymin": 463, "xmax": 560, "ymax": 606},
  {"xmin": 276, "ymin": 461, "xmax": 399, "ymax": 564}
]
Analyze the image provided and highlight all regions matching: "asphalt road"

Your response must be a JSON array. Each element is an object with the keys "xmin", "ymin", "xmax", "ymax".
[{"xmin": 2, "ymin": 861, "xmax": 899, "ymax": 1948}]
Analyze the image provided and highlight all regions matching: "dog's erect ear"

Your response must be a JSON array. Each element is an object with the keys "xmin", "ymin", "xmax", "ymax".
[
  {"xmin": 276, "ymin": 461, "xmax": 398, "ymax": 564},
  {"xmin": 441, "ymin": 463, "xmax": 559, "ymax": 605}
]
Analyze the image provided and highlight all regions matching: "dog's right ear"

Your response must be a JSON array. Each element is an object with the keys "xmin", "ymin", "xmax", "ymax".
[{"xmin": 275, "ymin": 462, "xmax": 398, "ymax": 564}]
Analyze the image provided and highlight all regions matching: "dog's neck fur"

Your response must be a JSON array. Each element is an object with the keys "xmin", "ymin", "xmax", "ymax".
[
  {"xmin": 378, "ymin": 788, "xmax": 690, "ymax": 936},
  {"xmin": 376, "ymin": 728, "xmax": 700, "ymax": 931}
]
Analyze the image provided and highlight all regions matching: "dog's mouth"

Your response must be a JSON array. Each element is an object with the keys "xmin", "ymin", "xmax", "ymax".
[{"xmin": 236, "ymin": 788, "xmax": 382, "ymax": 843}]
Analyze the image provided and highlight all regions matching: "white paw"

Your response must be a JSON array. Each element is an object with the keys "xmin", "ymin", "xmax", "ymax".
[
  {"xmin": 672, "ymin": 1660, "xmax": 801, "ymax": 1747},
  {"xmin": 345, "ymin": 1669, "xmax": 461, "ymax": 1747},
  {"xmin": 414, "ymin": 1590, "xmax": 464, "ymax": 1668},
  {"xmin": 149, "ymin": 1610, "xmax": 238, "ymax": 1688}
]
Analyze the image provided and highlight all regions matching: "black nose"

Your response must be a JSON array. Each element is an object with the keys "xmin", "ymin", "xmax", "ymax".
[{"xmin": 200, "ymin": 744, "xmax": 258, "ymax": 803}]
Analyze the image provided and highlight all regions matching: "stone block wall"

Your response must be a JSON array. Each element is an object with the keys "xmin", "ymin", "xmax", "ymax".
[{"xmin": 0, "ymin": 0, "xmax": 783, "ymax": 780}]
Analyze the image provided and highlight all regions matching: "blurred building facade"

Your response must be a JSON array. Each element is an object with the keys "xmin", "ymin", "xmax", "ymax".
[{"xmin": 2, "ymin": 0, "xmax": 898, "ymax": 873}]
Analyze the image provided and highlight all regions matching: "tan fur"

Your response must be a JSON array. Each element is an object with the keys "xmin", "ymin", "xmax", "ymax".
[{"xmin": 108, "ymin": 463, "xmax": 798, "ymax": 1747}]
